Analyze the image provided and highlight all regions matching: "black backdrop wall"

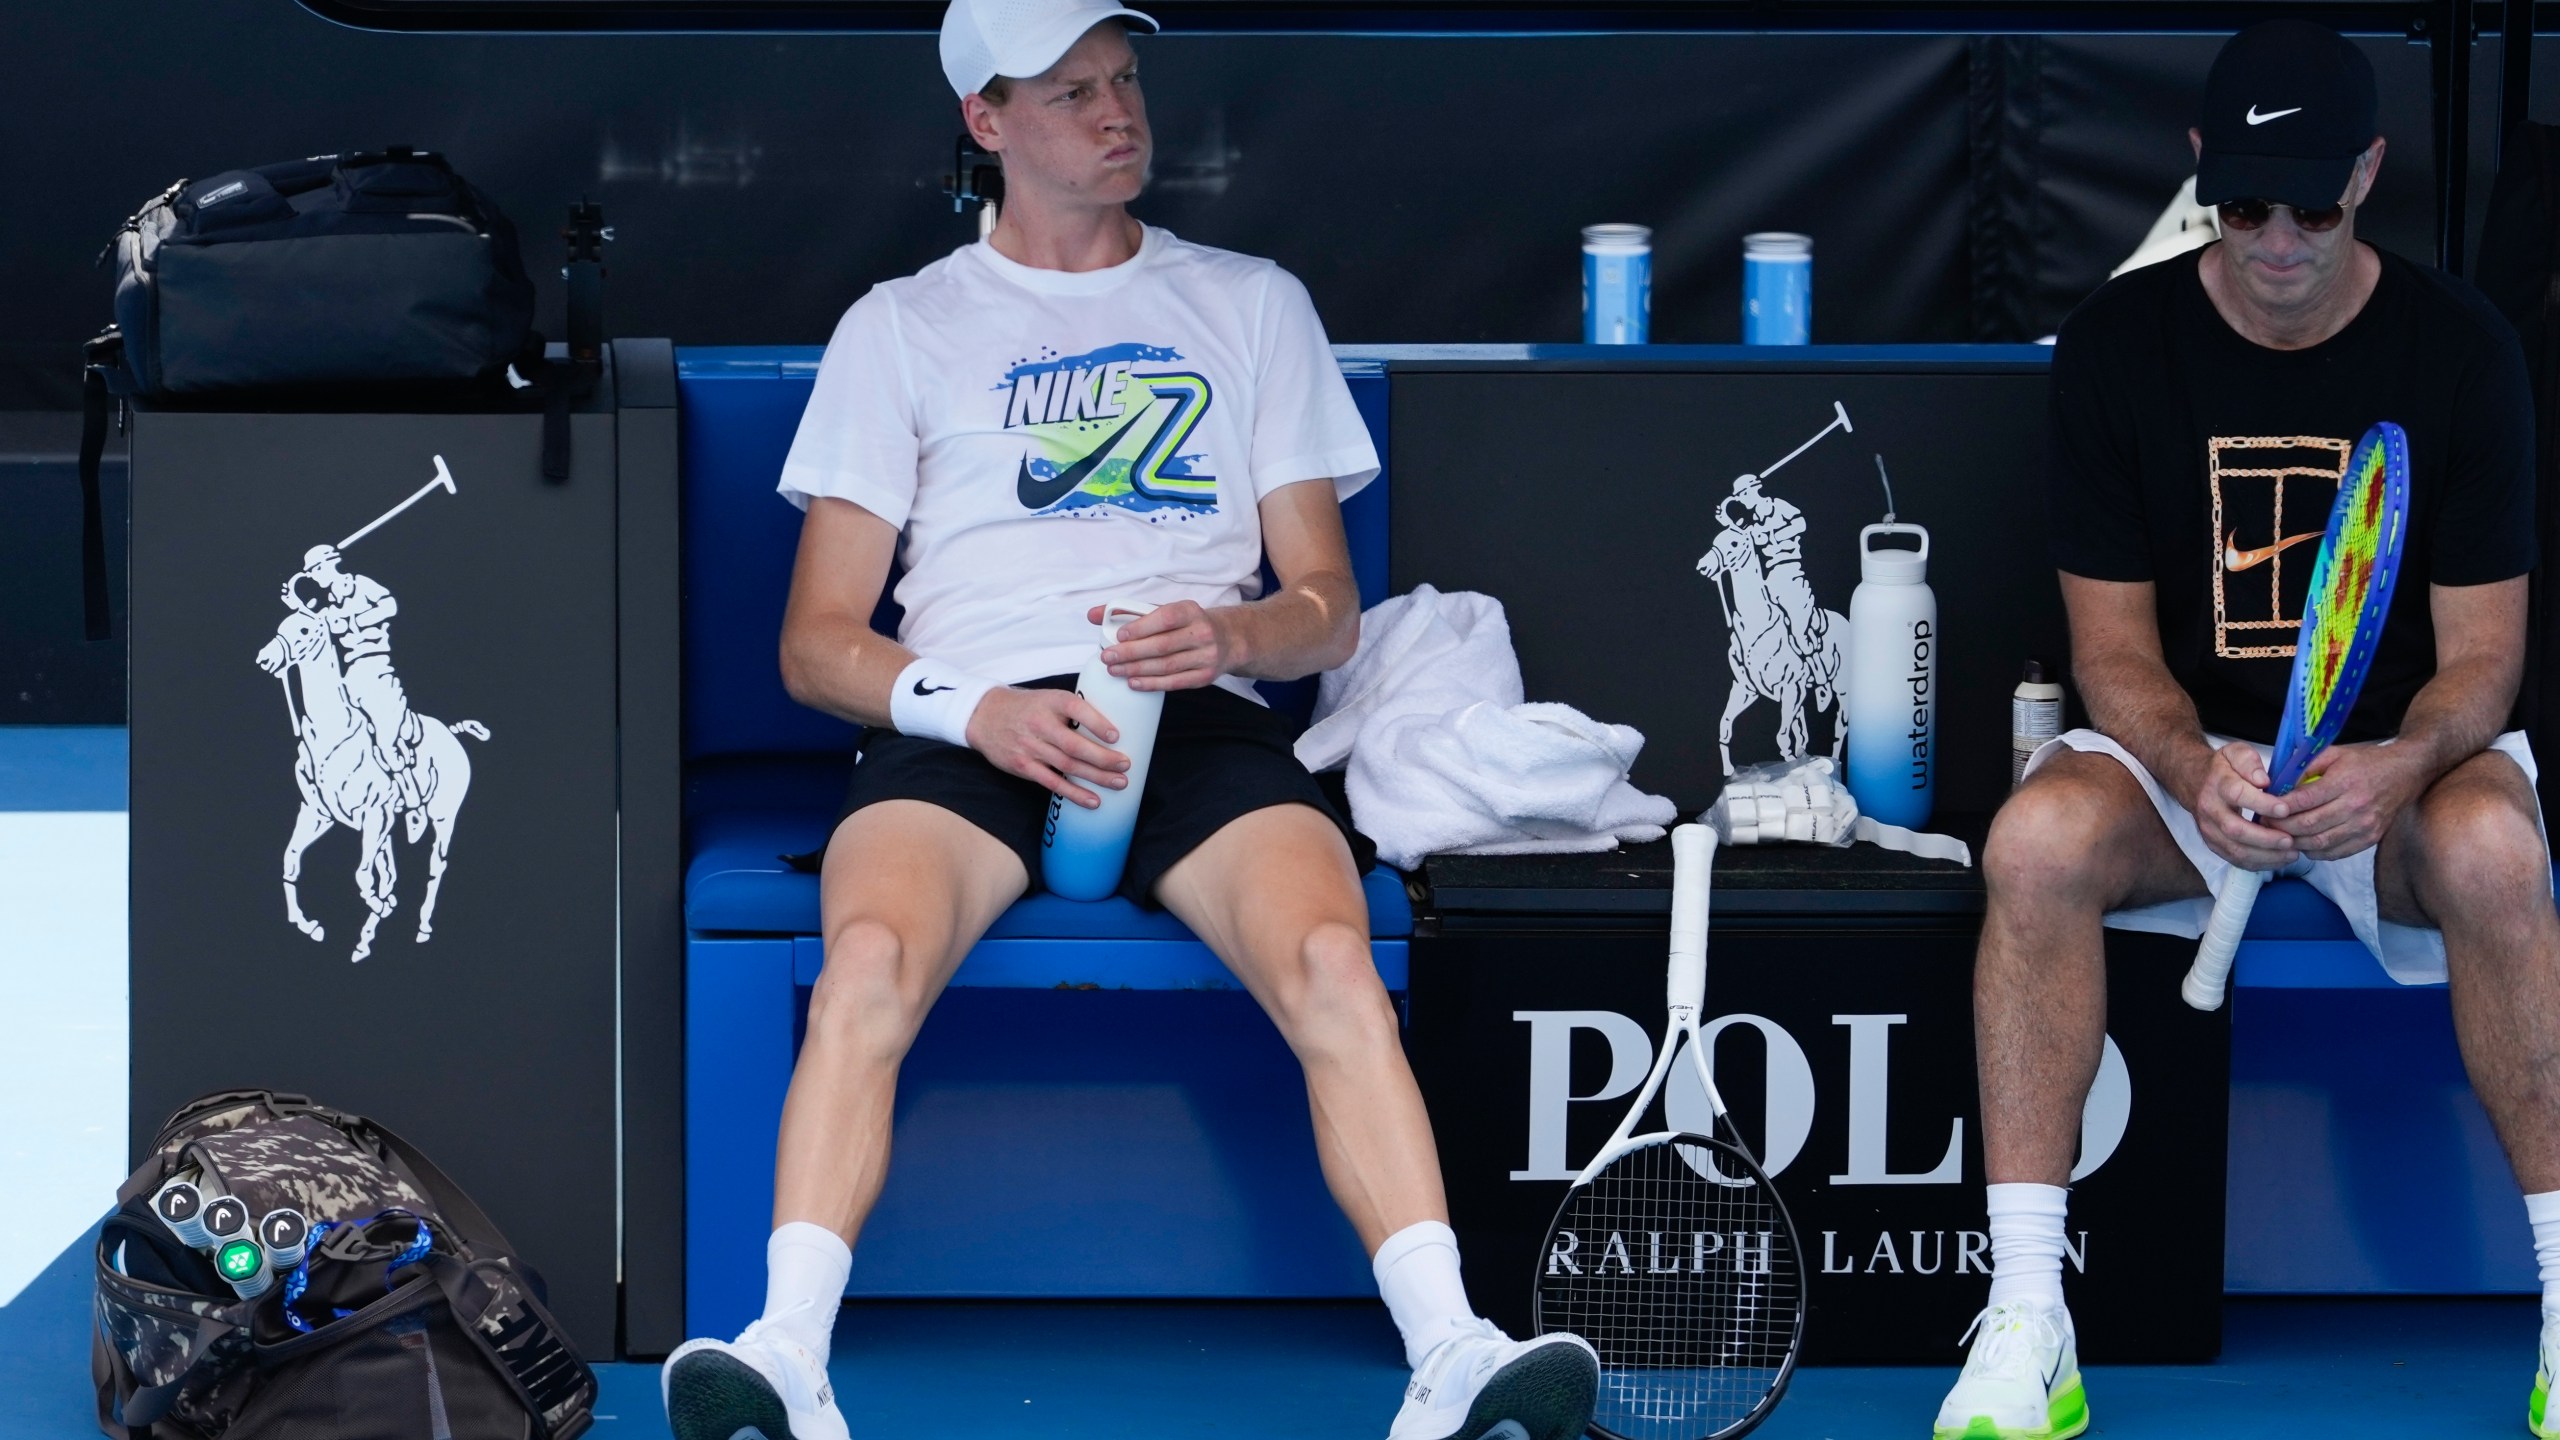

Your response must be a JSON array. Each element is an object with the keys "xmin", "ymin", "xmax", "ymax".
[{"xmin": 6, "ymin": 6, "xmax": 2557, "ymax": 720}]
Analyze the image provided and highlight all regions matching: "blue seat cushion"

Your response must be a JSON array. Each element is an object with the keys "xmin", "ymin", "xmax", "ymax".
[
  {"xmin": 2240, "ymin": 866, "xmax": 2560, "ymax": 942},
  {"xmin": 685, "ymin": 755, "xmax": 1413, "ymax": 938},
  {"xmin": 2241, "ymin": 877, "xmax": 2356, "ymax": 941}
]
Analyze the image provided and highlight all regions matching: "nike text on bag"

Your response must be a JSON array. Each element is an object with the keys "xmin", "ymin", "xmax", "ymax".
[{"xmin": 93, "ymin": 1088, "xmax": 597, "ymax": 1440}]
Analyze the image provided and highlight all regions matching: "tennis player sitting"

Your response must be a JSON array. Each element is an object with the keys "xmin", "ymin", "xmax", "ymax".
[
  {"xmin": 1933, "ymin": 20, "xmax": 2557, "ymax": 1440},
  {"xmin": 658, "ymin": 4, "xmax": 1599, "ymax": 1438}
]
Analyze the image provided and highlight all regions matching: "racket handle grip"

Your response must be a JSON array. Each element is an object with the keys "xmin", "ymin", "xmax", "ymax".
[
  {"xmin": 2182, "ymin": 866, "xmax": 2267, "ymax": 1011},
  {"xmin": 1668, "ymin": 823, "xmax": 1714, "ymax": 1012}
]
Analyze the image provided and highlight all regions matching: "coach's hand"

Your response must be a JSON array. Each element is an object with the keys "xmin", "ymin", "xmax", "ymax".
[
  {"xmin": 1093, "ymin": 600, "xmax": 1239, "ymax": 691},
  {"xmin": 965, "ymin": 686, "xmax": 1129, "ymax": 810},
  {"xmin": 2264, "ymin": 743, "xmax": 2424, "ymax": 862},
  {"xmin": 2190, "ymin": 741, "xmax": 2299, "ymax": 871}
]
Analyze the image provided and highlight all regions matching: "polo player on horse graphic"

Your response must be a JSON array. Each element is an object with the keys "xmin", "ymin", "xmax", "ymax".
[
  {"xmin": 284, "ymin": 544, "xmax": 423, "ymax": 811},
  {"xmin": 1696, "ymin": 406, "xmax": 1853, "ymax": 775}
]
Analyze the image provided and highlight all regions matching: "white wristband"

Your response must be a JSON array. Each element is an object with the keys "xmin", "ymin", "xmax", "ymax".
[{"xmin": 888, "ymin": 658, "xmax": 998, "ymax": 750}]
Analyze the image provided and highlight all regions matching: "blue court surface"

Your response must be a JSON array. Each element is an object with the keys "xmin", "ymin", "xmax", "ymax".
[{"xmin": 0, "ymin": 1220, "xmax": 2545, "ymax": 1440}]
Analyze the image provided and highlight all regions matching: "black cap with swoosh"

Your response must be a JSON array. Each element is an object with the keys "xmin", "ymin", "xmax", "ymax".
[{"xmin": 2196, "ymin": 20, "xmax": 2378, "ymax": 209}]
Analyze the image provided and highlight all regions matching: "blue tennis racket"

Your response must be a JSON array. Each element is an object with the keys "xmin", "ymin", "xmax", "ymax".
[{"xmin": 2182, "ymin": 420, "xmax": 2412, "ymax": 1010}]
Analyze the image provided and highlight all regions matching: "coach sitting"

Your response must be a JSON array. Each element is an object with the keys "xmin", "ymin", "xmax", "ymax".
[{"xmin": 1934, "ymin": 21, "xmax": 2560, "ymax": 1440}]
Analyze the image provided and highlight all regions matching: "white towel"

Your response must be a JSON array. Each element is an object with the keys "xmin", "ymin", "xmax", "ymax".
[{"xmin": 1299, "ymin": 586, "xmax": 1678, "ymax": 870}]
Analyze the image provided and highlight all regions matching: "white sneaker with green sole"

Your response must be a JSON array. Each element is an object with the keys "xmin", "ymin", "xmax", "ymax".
[{"xmin": 1931, "ymin": 1301, "xmax": 2088, "ymax": 1440}]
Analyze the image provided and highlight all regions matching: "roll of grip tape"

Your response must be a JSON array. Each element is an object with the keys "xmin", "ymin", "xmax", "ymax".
[{"xmin": 215, "ymin": 1238, "xmax": 272, "ymax": 1299}]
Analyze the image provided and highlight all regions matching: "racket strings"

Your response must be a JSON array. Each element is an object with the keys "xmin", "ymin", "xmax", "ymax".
[{"xmin": 1538, "ymin": 1138, "xmax": 1801, "ymax": 1440}]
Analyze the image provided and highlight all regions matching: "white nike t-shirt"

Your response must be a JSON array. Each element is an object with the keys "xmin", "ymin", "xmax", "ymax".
[{"xmin": 777, "ymin": 225, "xmax": 1380, "ymax": 700}]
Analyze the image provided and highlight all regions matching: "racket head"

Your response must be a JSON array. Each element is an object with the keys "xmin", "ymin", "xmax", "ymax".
[
  {"xmin": 1533, "ymin": 1132, "xmax": 1807, "ymax": 1440},
  {"xmin": 2266, "ymin": 420, "xmax": 2411, "ymax": 791}
]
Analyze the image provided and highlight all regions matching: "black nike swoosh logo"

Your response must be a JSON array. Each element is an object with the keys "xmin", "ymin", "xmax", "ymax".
[
  {"xmin": 1016, "ymin": 402, "xmax": 1156, "ymax": 510},
  {"xmin": 912, "ymin": 679, "xmax": 954, "ymax": 696}
]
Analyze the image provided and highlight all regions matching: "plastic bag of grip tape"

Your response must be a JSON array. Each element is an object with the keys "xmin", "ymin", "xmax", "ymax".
[{"xmin": 92, "ymin": 1089, "xmax": 595, "ymax": 1440}]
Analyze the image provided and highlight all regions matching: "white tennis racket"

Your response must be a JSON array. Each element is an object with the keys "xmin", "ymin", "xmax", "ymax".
[{"xmin": 1532, "ymin": 824, "xmax": 1806, "ymax": 1440}]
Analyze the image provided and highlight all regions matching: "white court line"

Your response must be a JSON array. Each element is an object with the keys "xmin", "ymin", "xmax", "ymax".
[{"xmin": 0, "ymin": 812, "xmax": 127, "ymax": 1307}]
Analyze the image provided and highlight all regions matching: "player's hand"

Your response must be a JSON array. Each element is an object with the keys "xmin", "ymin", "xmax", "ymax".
[
  {"xmin": 2189, "ymin": 740, "xmax": 2298, "ymax": 871},
  {"xmin": 1093, "ymin": 600, "xmax": 1239, "ymax": 691},
  {"xmin": 964, "ymin": 685, "xmax": 1129, "ymax": 809},
  {"xmin": 2264, "ymin": 743, "xmax": 2423, "ymax": 862},
  {"xmin": 325, "ymin": 612, "xmax": 351, "ymax": 635}
]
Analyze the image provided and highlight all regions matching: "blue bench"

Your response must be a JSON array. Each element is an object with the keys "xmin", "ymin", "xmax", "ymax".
[
  {"xmin": 673, "ymin": 343, "xmax": 2540, "ymax": 1333},
  {"xmin": 679, "ymin": 347, "xmax": 1406, "ymax": 1338}
]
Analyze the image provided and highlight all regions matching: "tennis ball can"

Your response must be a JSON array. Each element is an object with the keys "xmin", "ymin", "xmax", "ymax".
[
  {"xmin": 1743, "ymin": 233, "xmax": 1812, "ymax": 345},
  {"xmin": 1582, "ymin": 224, "xmax": 1651, "ymax": 345},
  {"xmin": 1846, "ymin": 523, "xmax": 1937, "ymax": 828},
  {"xmin": 1041, "ymin": 602, "xmax": 1165, "ymax": 901}
]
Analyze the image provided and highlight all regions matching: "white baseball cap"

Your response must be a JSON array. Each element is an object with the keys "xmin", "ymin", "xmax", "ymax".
[{"xmin": 940, "ymin": 0, "xmax": 1159, "ymax": 100}]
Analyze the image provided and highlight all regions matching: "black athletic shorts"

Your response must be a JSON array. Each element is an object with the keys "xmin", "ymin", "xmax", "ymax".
[{"xmin": 831, "ymin": 676, "xmax": 1375, "ymax": 907}]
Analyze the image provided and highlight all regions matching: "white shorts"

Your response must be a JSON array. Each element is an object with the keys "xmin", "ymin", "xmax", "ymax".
[{"xmin": 2021, "ymin": 728, "xmax": 2548, "ymax": 986}]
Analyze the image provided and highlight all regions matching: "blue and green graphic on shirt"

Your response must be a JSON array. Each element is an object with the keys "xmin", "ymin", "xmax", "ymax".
[{"xmin": 998, "ymin": 342, "xmax": 1218, "ymax": 516}]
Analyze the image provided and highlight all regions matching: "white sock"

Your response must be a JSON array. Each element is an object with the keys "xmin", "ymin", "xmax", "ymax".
[
  {"xmin": 1374, "ymin": 1220, "xmax": 1475, "ymax": 1369},
  {"xmin": 759, "ymin": 1221, "xmax": 851, "ymax": 1361},
  {"xmin": 2527, "ymin": 1190, "xmax": 2560, "ymax": 1325},
  {"xmin": 1984, "ymin": 1182, "xmax": 2070, "ymax": 1311}
]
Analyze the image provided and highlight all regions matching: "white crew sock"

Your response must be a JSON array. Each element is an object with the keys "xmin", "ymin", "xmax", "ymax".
[
  {"xmin": 759, "ymin": 1221, "xmax": 852, "ymax": 1361},
  {"xmin": 2526, "ymin": 1190, "xmax": 2560, "ymax": 1324},
  {"xmin": 1374, "ymin": 1220, "xmax": 1476, "ymax": 1369},
  {"xmin": 1983, "ymin": 1182, "xmax": 2070, "ymax": 1311}
]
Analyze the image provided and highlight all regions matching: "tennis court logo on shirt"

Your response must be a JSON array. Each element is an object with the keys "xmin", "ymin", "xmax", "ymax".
[
  {"xmin": 2208, "ymin": 434, "xmax": 2351, "ymax": 659},
  {"xmin": 997, "ymin": 341, "xmax": 1219, "ymax": 518}
]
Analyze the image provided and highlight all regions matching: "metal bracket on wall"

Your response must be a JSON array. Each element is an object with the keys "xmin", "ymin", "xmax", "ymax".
[{"xmin": 2425, "ymin": 0, "xmax": 2478, "ymax": 273}]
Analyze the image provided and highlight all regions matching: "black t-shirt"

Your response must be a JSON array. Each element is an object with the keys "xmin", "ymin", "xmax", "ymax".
[{"xmin": 2048, "ymin": 244, "xmax": 2537, "ymax": 743}]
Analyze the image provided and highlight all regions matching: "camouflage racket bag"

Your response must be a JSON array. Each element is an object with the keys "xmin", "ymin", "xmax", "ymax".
[{"xmin": 93, "ymin": 1089, "xmax": 595, "ymax": 1440}]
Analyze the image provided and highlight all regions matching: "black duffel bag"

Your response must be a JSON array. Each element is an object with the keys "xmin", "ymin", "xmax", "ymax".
[
  {"xmin": 77, "ymin": 148, "xmax": 592, "ymax": 641},
  {"xmin": 107, "ymin": 146, "xmax": 535, "ymax": 396}
]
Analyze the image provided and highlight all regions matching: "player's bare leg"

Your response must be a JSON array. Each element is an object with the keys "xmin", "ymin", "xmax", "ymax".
[
  {"xmin": 1153, "ymin": 802, "xmax": 1441, "ymax": 1249},
  {"xmin": 2376, "ymin": 750, "xmax": 2560, "ymax": 1190},
  {"xmin": 1158, "ymin": 802, "xmax": 1598, "ymax": 1440},
  {"xmin": 781, "ymin": 799, "xmax": 1029, "ymax": 1238},
  {"xmin": 1943, "ymin": 749, "xmax": 2205, "ymax": 1440},
  {"xmin": 2374, "ymin": 749, "xmax": 2560, "ymax": 1435},
  {"xmin": 665, "ymin": 800, "xmax": 1023, "ymax": 1440},
  {"xmin": 1975, "ymin": 750, "xmax": 2206, "ymax": 1186}
]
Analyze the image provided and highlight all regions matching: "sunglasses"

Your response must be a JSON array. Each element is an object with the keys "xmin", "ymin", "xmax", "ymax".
[{"xmin": 2217, "ymin": 197, "xmax": 2349, "ymax": 233}]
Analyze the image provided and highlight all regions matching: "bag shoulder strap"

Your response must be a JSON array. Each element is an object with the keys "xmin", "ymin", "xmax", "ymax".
[
  {"xmin": 353, "ymin": 1113, "xmax": 523, "ymax": 1262},
  {"xmin": 114, "ymin": 1313, "xmax": 234, "ymax": 1431},
  {"xmin": 77, "ymin": 347, "xmax": 120, "ymax": 642}
]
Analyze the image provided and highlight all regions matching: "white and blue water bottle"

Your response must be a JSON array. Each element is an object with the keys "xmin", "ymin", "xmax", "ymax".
[
  {"xmin": 1845, "ymin": 523, "xmax": 1937, "ymax": 829},
  {"xmin": 1041, "ymin": 601, "xmax": 1165, "ymax": 901}
]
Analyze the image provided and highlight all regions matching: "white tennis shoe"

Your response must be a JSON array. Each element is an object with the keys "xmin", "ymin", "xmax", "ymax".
[
  {"xmin": 1385, "ymin": 1318, "xmax": 1599, "ymax": 1440},
  {"xmin": 660, "ymin": 1300, "xmax": 850, "ymax": 1440},
  {"xmin": 1931, "ymin": 1301, "xmax": 2088, "ymax": 1440}
]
